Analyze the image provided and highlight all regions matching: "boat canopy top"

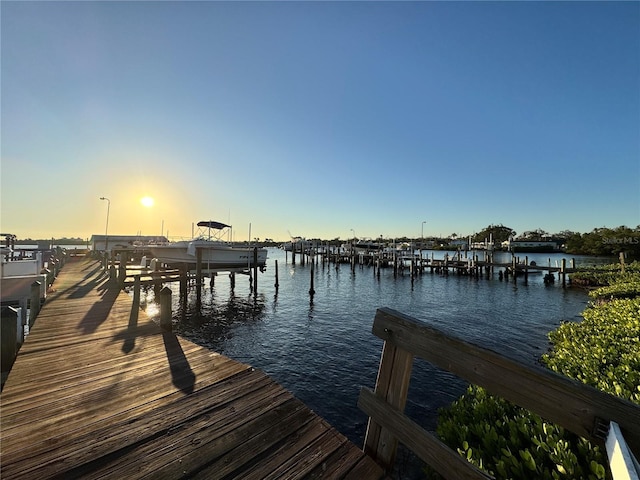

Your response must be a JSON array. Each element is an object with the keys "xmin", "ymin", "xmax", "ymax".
[{"xmin": 197, "ymin": 221, "xmax": 231, "ymax": 230}]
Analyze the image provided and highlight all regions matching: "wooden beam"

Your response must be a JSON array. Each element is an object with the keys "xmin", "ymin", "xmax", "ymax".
[{"xmin": 359, "ymin": 388, "xmax": 493, "ymax": 480}]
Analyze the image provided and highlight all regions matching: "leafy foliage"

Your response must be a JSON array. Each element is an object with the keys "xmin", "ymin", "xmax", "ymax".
[
  {"xmin": 564, "ymin": 226, "xmax": 640, "ymax": 258},
  {"xmin": 543, "ymin": 299, "xmax": 640, "ymax": 403},
  {"xmin": 588, "ymin": 281, "xmax": 640, "ymax": 302},
  {"xmin": 436, "ymin": 386, "xmax": 607, "ymax": 479},
  {"xmin": 571, "ymin": 261, "xmax": 640, "ymax": 287},
  {"xmin": 472, "ymin": 224, "xmax": 516, "ymax": 244}
]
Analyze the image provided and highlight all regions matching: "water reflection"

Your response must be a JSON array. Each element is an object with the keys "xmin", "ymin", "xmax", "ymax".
[{"xmin": 162, "ymin": 283, "xmax": 268, "ymax": 350}]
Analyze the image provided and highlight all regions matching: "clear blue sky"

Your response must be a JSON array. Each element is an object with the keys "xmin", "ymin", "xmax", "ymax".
[{"xmin": 2, "ymin": 1, "xmax": 639, "ymax": 242}]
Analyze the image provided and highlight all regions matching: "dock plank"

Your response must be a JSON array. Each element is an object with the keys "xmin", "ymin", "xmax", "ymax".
[{"xmin": 0, "ymin": 257, "xmax": 385, "ymax": 479}]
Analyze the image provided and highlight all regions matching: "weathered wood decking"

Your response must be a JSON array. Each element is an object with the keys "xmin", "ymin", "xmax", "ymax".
[{"xmin": 1, "ymin": 257, "xmax": 385, "ymax": 479}]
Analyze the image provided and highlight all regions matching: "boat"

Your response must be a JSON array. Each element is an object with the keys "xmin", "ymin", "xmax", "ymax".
[
  {"xmin": 339, "ymin": 238, "xmax": 384, "ymax": 255},
  {"xmin": 282, "ymin": 236, "xmax": 312, "ymax": 252},
  {"xmin": 148, "ymin": 221, "xmax": 267, "ymax": 271}
]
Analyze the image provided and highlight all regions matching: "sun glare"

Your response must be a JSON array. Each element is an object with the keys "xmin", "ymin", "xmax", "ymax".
[{"xmin": 140, "ymin": 196, "xmax": 155, "ymax": 208}]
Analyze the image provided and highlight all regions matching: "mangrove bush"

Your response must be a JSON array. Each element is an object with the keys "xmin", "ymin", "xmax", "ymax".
[{"xmin": 434, "ymin": 264, "xmax": 640, "ymax": 479}]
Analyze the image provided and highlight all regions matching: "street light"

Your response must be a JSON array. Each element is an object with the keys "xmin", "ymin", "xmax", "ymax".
[
  {"xmin": 100, "ymin": 197, "xmax": 110, "ymax": 253},
  {"xmin": 421, "ymin": 221, "xmax": 426, "ymax": 242}
]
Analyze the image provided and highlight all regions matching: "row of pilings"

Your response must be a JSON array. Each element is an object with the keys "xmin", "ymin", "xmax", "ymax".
[
  {"xmin": 284, "ymin": 243, "xmax": 578, "ymax": 299},
  {"xmin": 1, "ymin": 247, "xmax": 68, "ymax": 387}
]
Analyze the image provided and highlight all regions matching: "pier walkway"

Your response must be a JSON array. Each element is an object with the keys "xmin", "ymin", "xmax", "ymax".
[{"xmin": 1, "ymin": 257, "xmax": 385, "ymax": 479}]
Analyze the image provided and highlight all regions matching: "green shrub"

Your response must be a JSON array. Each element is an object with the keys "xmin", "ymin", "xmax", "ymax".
[
  {"xmin": 436, "ymin": 386, "xmax": 607, "ymax": 479},
  {"xmin": 542, "ymin": 298, "xmax": 640, "ymax": 403},
  {"xmin": 588, "ymin": 280, "xmax": 640, "ymax": 302},
  {"xmin": 571, "ymin": 262, "xmax": 640, "ymax": 287}
]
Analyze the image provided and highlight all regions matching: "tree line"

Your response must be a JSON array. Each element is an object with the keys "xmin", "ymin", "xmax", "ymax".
[{"xmin": 468, "ymin": 224, "xmax": 640, "ymax": 258}]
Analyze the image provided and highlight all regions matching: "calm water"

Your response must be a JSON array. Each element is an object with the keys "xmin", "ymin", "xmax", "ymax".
[{"xmin": 137, "ymin": 248, "xmax": 607, "ymax": 478}]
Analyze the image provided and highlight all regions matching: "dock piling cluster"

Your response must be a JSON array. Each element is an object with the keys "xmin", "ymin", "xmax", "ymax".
[{"xmin": 282, "ymin": 242, "xmax": 578, "ymax": 294}]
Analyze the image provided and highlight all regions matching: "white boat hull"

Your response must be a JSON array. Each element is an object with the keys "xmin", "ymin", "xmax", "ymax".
[{"xmin": 149, "ymin": 241, "xmax": 267, "ymax": 270}]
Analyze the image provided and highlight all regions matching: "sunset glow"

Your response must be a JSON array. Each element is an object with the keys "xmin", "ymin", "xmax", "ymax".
[{"xmin": 140, "ymin": 196, "xmax": 155, "ymax": 208}]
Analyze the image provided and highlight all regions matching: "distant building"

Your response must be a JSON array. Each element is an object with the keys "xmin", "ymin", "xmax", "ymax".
[
  {"xmin": 501, "ymin": 239, "xmax": 562, "ymax": 252},
  {"xmin": 470, "ymin": 241, "xmax": 495, "ymax": 250},
  {"xmin": 89, "ymin": 235, "xmax": 168, "ymax": 252},
  {"xmin": 449, "ymin": 239, "xmax": 469, "ymax": 249}
]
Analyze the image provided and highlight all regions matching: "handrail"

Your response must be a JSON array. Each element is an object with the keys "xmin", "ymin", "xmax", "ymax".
[{"xmin": 359, "ymin": 307, "xmax": 640, "ymax": 479}]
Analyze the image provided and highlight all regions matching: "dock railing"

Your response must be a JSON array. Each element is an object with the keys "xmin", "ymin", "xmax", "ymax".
[{"xmin": 359, "ymin": 307, "xmax": 640, "ymax": 480}]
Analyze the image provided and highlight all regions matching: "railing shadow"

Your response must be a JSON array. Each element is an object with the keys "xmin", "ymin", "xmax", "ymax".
[
  {"xmin": 76, "ymin": 279, "xmax": 120, "ymax": 334},
  {"xmin": 57, "ymin": 263, "xmax": 110, "ymax": 300}
]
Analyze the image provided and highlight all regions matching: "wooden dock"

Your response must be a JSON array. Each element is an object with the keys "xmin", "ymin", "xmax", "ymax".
[{"xmin": 0, "ymin": 257, "xmax": 386, "ymax": 479}]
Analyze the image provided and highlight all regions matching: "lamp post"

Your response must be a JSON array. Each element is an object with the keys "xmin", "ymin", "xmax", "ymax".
[
  {"xmin": 421, "ymin": 221, "xmax": 427, "ymax": 245},
  {"xmin": 100, "ymin": 197, "xmax": 110, "ymax": 253}
]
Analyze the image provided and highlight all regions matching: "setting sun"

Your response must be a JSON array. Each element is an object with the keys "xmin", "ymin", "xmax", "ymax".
[{"xmin": 140, "ymin": 196, "xmax": 155, "ymax": 207}]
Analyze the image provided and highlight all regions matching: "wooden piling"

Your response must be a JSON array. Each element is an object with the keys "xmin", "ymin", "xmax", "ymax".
[
  {"xmin": 195, "ymin": 247, "xmax": 203, "ymax": 291},
  {"xmin": 118, "ymin": 252, "xmax": 127, "ymax": 287},
  {"xmin": 309, "ymin": 261, "xmax": 316, "ymax": 296},
  {"xmin": 1, "ymin": 306, "xmax": 18, "ymax": 374},
  {"xmin": 253, "ymin": 247, "xmax": 258, "ymax": 294},
  {"xmin": 133, "ymin": 275, "xmax": 141, "ymax": 307},
  {"xmin": 274, "ymin": 259, "xmax": 279, "ymax": 289},
  {"xmin": 179, "ymin": 265, "xmax": 187, "ymax": 298},
  {"xmin": 18, "ymin": 298, "xmax": 27, "ymax": 344},
  {"xmin": 30, "ymin": 281, "xmax": 41, "ymax": 325},
  {"xmin": 159, "ymin": 286, "xmax": 172, "ymax": 331}
]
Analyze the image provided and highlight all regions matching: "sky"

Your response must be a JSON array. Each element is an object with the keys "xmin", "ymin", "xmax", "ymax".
[{"xmin": 1, "ymin": 1, "xmax": 639, "ymax": 242}]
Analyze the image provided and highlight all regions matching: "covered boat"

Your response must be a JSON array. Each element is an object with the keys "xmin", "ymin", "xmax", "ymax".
[{"xmin": 149, "ymin": 221, "xmax": 267, "ymax": 271}]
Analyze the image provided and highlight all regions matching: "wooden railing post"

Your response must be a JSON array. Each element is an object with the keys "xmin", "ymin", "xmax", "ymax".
[{"xmin": 363, "ymin": 337, "xmax": 414, "ymax": 471}]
